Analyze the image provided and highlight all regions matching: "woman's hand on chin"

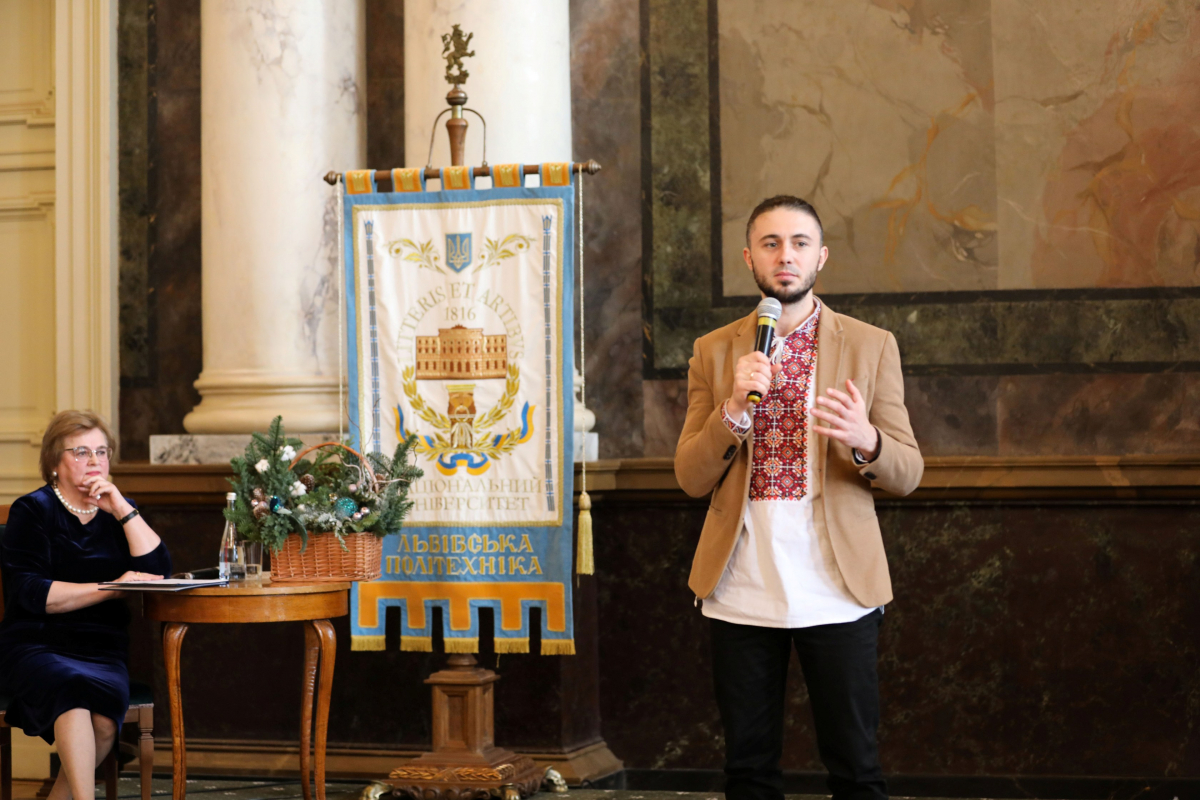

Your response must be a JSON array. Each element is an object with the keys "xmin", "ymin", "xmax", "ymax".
[{"xmin": 80, "ymin": 475, "xmax": 132, "ymax": 517}]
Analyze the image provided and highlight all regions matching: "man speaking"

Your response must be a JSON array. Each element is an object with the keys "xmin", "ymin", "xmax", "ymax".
[{"xmin": 675, "ymin": 196, "xmax": 923, "ymax": 800}]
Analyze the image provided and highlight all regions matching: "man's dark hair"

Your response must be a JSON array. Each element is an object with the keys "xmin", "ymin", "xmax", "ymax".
[{"xmin": 745, "ymin": 195, "xmax": 824, "ymax": 246}]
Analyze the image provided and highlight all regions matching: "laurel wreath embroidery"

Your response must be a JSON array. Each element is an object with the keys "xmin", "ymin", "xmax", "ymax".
[
  {"xmin": 401, "ymin": 366, "xmax": 452, "ymax": 432},
  {"xmin": 472, "ymin": 364, "xmax": 519, "ymax": 433},
  {"xmin": 473, "ymin": 234, "xmax": 535, "ymax": 274},
  {"xmin": 401, "ymin": 364, "xmax": 526, "ymax": 461},
  {"xmin": 387, "ymin": 238, "xmax": 445, "ymax": 273}
]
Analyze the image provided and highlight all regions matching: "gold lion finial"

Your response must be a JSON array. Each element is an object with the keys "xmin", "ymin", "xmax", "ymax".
[{"xmin": 441, "ymin": 24, "xmax": 475, "ymax": 87}]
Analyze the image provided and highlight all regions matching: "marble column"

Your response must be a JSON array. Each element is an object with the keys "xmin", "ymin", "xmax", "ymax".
[
  {"xmin": 183, "ymin": 0, "xmax": 366, "ymax": 434},
  {"xmin": 404, "ymin": 0, "xmax": 572, "ymax": 170}
]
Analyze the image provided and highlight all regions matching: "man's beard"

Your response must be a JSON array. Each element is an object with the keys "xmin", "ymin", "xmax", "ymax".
[{"xmin": 751, "ymin": 258, "xmax": 817, "ymax": 304}]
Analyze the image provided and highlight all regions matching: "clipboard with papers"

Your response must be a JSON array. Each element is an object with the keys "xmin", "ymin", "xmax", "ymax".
[{"xmin": 98, "ymin": 578, "xmax": 227, "ymax": 592}]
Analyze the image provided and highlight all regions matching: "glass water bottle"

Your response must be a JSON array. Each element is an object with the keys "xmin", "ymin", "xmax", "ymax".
[{"xmin": 218, "ymin": 491, "xmax": 242, "ymax": 580}]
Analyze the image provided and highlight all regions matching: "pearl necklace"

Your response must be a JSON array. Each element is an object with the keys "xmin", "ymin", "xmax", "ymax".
[{"xmin": 53, "ymin": 483, "xmax": 97, "ymax": 516}]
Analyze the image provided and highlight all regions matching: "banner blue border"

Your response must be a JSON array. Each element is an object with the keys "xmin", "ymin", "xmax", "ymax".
[{"xmin": 342, "ymin": 182, "xmax": 576, "ymax": 651}]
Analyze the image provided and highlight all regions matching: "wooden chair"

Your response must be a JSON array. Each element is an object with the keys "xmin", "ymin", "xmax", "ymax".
[{"xmin": 0, "ymin": 504, "xmax": 154, "ymax": 800}]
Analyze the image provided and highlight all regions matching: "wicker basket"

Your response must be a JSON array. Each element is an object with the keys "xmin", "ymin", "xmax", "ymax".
[
  {"xmin": 271, "ymin": 531, "xmax": 383, "ymax": 582},
  {"xmin": 269, "ymin": 441, "xmax": 384, "ymax": 582}
]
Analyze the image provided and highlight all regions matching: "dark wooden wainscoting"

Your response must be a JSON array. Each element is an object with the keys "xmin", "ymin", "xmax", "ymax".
[{"xmin": 112, "ymin": 457, "xmax": 1200, "ymax": 796}]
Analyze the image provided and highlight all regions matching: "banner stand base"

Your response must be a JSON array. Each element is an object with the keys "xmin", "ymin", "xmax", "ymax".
[{"xmin": 388, "ymin": 654, "xmax": 543, "ymax": 799}]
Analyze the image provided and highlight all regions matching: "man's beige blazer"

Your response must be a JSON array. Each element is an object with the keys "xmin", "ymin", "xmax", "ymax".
[{"xmin": 675, "ymin": 301, "xmax": 923, "ymax": 607}]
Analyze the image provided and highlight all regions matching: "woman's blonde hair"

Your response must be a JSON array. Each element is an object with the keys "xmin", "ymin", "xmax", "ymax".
[{"xmin": 39, "ymin": 410, "xmax": 117, "ymax": 484}]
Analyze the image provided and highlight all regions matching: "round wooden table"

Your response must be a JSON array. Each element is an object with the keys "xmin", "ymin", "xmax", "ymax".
[{"xmin": 142, "ymin": 579, "xmax": 350, "ymax": 800}]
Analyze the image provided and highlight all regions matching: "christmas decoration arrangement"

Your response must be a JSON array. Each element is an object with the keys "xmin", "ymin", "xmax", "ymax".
[{"xmin": 225, "ymin": 416, "xmax": 423, "ymax": 553}]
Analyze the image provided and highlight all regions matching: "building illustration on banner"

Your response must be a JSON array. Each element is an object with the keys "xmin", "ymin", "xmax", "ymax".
[
  {"xmin": 415, "ymin": 325, "xmax": 507, "ymax": 379},
  {"xmin": 396, "ymin": 286, "xmax": 534, "ymax": 476}
]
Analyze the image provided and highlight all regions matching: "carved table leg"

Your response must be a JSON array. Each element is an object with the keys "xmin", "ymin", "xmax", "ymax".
[
  {"xmin": 138, "ymin": 704, "xmax": 154, "ymax": 800},
  {"xmin": 300, "ymin": 622, "xmax": 320, "ymax": 800},
  {"xmin": 162, "ymin": 623, "xmax": 189, "ymax": 800},
  {"xmin": 311, "ymin": 620, "xmax": 336, "ymax": 800}
]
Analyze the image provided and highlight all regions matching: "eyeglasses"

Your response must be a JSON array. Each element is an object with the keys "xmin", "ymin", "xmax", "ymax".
[{"xmin": 63, "ymin": 446, "xmax": 112, "ymax": 462}]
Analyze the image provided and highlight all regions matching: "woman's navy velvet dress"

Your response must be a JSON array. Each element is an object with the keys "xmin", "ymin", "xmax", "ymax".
[{"xmin": 0, "ymin": 486, "xmax": 171, "ymax": 743}]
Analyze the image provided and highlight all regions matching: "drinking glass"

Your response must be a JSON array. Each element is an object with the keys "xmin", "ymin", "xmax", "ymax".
[{"xmin": 240, "ymin": 541, "xmax": 264, "ymax": 583}]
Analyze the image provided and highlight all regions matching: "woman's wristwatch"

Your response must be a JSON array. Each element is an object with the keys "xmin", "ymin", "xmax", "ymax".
[{"xmin": 118, "ymin": 508, "xmax": 141, "ymax": 525}]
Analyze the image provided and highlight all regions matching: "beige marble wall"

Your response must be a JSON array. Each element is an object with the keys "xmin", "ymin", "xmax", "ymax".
[
  {"xmin": 718, "ymin": 0, "xmax": 1200, "ymax": 295},
  {"xmin": 998, "ymin": 0, "xmax": 1200, "ymax": 288},
  {"xmin": 720, "ymin": 0, "xmax": 998, "ymax": 294}
]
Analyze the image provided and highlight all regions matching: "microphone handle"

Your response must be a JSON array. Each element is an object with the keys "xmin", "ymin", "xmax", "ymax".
[{"xmin": 747, "ymin": 323, "xmax": 775, "ymax": 405}]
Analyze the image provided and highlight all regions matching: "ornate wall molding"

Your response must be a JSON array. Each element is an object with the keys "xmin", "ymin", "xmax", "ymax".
[
  {"xmin": 0, "ymin": 0, "xmax": 56, "ymax": 128},
  {"xmin": 0, "ymin": 191, "xmax": 55, "ymax": 217}
]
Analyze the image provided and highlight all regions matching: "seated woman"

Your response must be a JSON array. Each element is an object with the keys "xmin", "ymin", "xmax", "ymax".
[{"xmin": 0, "ymin": 411, "xmax": 171, "ymax": 800}]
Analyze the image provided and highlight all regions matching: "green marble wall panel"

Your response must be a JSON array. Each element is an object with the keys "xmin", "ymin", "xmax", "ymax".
[
  {"xmin": 643, "ymin": 0, "xmax": 716, "ymax": 373},
  {"xmin": 117, "ymin": 0, "xmax": 205, "ymax": 460},
  {"xmin": 839, "ymin": 293, "xmax": 1200, "ymax": 373},
  {"xmin": 118, "ymin": 0, "xmax": 152, "ymax": 383},
  {"xmin": 649, "ymin": 292, "xmax": 1200, "ymax": 376}
]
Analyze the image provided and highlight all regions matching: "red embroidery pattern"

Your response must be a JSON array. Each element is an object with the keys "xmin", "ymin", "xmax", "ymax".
[{"xmin": 749, "ymin": 307, "xmax": 820, "ymax": 501}]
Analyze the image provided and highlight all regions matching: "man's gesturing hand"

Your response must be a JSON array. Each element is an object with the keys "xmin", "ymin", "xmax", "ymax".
[
  {"xmin": 728, "ymin": 352, "xmax": 783, "ymax": 419},
  {"xmin": 812, "ymin": 379, "xmax": 879, "ymax": 459}
]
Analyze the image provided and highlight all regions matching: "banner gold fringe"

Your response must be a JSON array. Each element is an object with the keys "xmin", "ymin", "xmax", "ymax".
[
  {"xmin": 576, "ymin": 491, "xmax": 594, "ymax": 575},
  {"xmin": 494, "ymin": 638, "xmax": 530, "ymax": 654},
  {"xmin": 444, "ymin": 637, "xmax": 480, "ymax": 654},
  {"xmin": 541, "ymin": 639, "xmax": 576, "ymax": 656},
  {"xmin": 351, "ymin": 635, "xmax": 386, "ymax": 652},
  {"xmin": 400, "ymin": 635, "xmax": 433, "ymax": 652}
]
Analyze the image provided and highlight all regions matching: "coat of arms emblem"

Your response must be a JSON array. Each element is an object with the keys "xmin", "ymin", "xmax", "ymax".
[
  {"xmin": 445, "ymin": 233, "xmax": 472, "ymax": 273},
  {"xmin": 396, "ymin": 325, "xmax": 534, "ymax": 476}
]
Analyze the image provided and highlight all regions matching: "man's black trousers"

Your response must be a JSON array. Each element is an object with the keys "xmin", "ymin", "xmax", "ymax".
[{"xmin": 709, "ymin": 609, "xmax": 887, "ymax": 800}]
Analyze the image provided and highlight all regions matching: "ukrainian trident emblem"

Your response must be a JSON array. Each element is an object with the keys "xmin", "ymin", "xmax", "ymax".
[
  {"xmin": 395, "ymin": 325, "xmax": 535, "ymax": 476},
  {"xmin": 445, "ymin": 233, "xmax": 472, "ymax": 273}
]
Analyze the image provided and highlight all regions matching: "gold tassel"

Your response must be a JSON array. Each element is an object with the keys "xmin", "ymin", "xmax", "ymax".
[
  {"xmin": 493, "ymin": 637, "xmax": 530, "ymax": 654},
  {"xmin": 576, "ymin": 490, "xmax": 594, "ymax": 575},
  {"xmin": 541, "ymin": 638, "xmax": 576, "ymax": 656},
  {"xmin": 351, "ymin": 635, "xmax": 386, "ymax": 652}
]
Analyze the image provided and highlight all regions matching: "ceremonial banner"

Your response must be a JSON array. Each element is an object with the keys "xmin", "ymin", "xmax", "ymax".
[{"xmin": 343, "ymin": 165, "xmax": 576, "ymax": 655}]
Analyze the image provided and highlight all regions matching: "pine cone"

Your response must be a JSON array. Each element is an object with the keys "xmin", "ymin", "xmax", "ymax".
[
  {"xmin": 251, "ymin": 487, "xmax": 266, "ymax": 502},
  {"xmin": 251, "ymin": 501, "xmax": 269, "ymax": 520},
  {"xmin": 299, "ymin": 474, "xmax": 316, "ymax": 492}
]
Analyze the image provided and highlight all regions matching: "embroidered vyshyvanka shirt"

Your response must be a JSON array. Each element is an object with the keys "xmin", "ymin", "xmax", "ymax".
[{"xmin": 702, "ymin": 301, "xmax": 873, "ymax": 629}]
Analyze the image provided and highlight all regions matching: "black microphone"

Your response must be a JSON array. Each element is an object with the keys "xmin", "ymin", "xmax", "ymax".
[{"xmin": 747, "ymin": 298, "xmax": 782, "ymax": 405}]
